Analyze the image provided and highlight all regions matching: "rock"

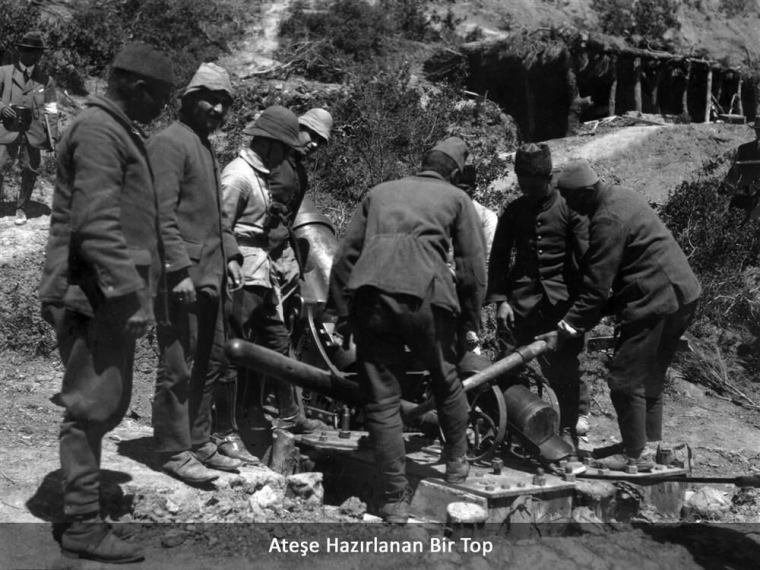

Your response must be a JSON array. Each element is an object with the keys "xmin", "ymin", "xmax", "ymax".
[
  {"xmin": 286, "ymin": 472, "xmax": 324, "ymax": 506},
  {"xmin": 338, "ymin": 496, "xmax": 366, "ymax": 518},
  {"xmin": 685, "ymin": 486, "xmax": 731, "ymax": 518},
  {"xmin": 253, "ymin": 484, "xmax": 283, "ymax": 510}
]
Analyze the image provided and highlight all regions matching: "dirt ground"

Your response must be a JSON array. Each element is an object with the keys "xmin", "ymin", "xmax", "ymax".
[{"xmin": 2, "ymin": 122, "xmax": 760, "ymax": 569}]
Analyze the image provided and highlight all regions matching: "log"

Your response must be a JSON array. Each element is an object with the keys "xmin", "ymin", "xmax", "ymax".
[
  {"xmin": 705, "ymin": 68, "xmax": 713, "ymax": 123},
  {"xmin": 736, "ymin": 75, "xmax": 744, "ymax": 116},
  {"xmin": 608, "ymin": 57, "xmax": 618, "ymax": 117},
  {"xmin": 633, "ymin": 57, "xmax": 642, "ymax": 115},
  {"xmin": 682, "ymin": 61, "xmax": 691, "ymax": 117}
]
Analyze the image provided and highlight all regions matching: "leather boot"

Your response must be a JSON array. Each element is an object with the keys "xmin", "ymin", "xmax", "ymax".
[
  {"xmin": 379, "ymin": 486, "xmax": 413, "ymax": 524},
  {"xmin": 193, "ymin": 441, "xmax": 242, "ymax": 472},
  {"xmin": 445, "ymin": 454, "xmax": 470, "ymax": 484},
  {"xmin": 162, "ymin": 450, "xmax": 219, "ymax": 483},
  {"xmin": 61, "ymin": 514, "xmax": 144, "ymax": 564}
]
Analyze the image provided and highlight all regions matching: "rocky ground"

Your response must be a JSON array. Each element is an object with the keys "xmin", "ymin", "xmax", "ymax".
[{"xmin": 2, "ymin": 123, "xmax": 760, "ymax": 569}]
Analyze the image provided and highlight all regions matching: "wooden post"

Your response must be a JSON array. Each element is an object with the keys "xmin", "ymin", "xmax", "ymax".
[
  {"xmin": 633, "ymin": 57, "xmax": 642, "ymax": 115},
  {"xmin": 704, "ymin": 67, "xmax": 713, "ymax": 122},
  {"xmin": 736, "ymin": 74, "xmax": 744, "ymax": 116},
  {"xmin": 608, "ymin": 56, "xmax": 618, "ymax": 116},
  {"xmin": 652, "ymin": 66, "xmax": 664, "ymax": 115},
  {"xmin": 682, "ymin": 61, "xmax": 692, "ymax": 118}
]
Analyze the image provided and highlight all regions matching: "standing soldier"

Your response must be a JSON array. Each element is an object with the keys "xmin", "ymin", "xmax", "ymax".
[
  {"xmin": 547, "ymin": 159, "xmax": 701, "ymax": 471},
  {"xmin": 211, "ymin": 107, "xmax": 333, "ymax": 460},
  {"xmin": 39, "ymin": 42, "xmax": 173, "ymax": 564},
  {"xmin": 330, "ymin": 137, "xmax": 486, "ymax": 524},
  {"xmin": 0, "ymin": 30, "xmax": 58, "ymax": 225},
  {"xmin": 487, "ymin": 143, "xmax": 590, "ymax": 455},
  {"xmin": 150, "ymin": 63, "xmax": 244, "ymax": 483}
]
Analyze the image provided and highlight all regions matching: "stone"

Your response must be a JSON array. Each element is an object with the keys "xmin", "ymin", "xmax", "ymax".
[
  {"xmin": 286, "ymin": 472, "xmax": 324, "ymax": 506},
  {"xmin": 253, "ymin": 484, "xmax": 283, "ymax": 510},
  {"xmin": 338, "ymin": 496, "xmax": 366, "ymax": 518},
  {"xmin": 685, "ymin": 486, "xmax": 731, "ymax": 518}
]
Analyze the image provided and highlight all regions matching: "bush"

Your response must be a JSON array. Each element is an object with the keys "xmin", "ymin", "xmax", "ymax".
[
  {"xmin": 659, "ymin": 161, "xmax": 760, "ymax": 332},
  {"xmin": 591, "ymin": 0, "xmax": 681, "ymax": 42},
  {"xmin": 1, "ymin": 0, "xmax": 250, "ymax": 95},
  {"xmin": 278, "ymin": 0, "xmax": 449, "ymax": 82}
]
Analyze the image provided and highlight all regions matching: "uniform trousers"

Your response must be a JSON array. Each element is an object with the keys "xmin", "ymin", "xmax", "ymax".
[
  {"xmin": 352, "ymin": 287, "xmax": 469, "ymax": 499},
  {"xmin": 45, "ymin": 303, "xmax": 135, "ymax": 517},
  {"xmin": 609, "ymin": 300, "xmax": 698, "ymax": 456},
  {"xmin": 211, "ymin": 285, "xmax": 300, "ymax": 436},
  {"xmin": 0, "ymin": 134, "xmax": 41, "ymax": 210},
  {"xmin": 153, "ymin": 292, "xmax": 225, "ymax": 453}
]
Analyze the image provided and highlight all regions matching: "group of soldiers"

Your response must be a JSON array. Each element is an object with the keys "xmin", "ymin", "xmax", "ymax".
[
  {"xmin": 25, "ymin": 32, "xmax": 704, "ymax": 563},
  {"xmin": 39, "ymin": 42, "xmax": 332, "ymax": 563}
]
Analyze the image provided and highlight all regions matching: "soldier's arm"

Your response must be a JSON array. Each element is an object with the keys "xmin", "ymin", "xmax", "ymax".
[
  {"xmin": 329, "ymin": 199, "xmax": 368, "ymax": 318},
  {"xmin": 452, "ymin": 197, "xmax": 487, "ymax": 335}
]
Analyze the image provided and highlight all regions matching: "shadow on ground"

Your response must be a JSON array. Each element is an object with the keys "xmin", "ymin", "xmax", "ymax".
[{"xmin": 638, "ymin": 522, "xmax": 760, "ymax": 570}]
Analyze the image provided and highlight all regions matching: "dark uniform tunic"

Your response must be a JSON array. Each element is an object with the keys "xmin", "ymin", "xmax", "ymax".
[
  {"xmin": 330, "ymin": 170, "xmax": 486, "ymax": 498},
  {"xmin": 487, "ymin": 187, "xmax": 589, "ymax": 430},
  {"xmin": 562, "ymin": 185, "xmax": 701, "ymax": 455}
]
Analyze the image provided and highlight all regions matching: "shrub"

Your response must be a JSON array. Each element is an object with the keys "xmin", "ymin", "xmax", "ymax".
[
  {"xmin": 591, "ymin": 0, "xmax": 681, "ymax": 42},
  {"xmin": 659, "ymin": 160, "xmax": 760, "ymax": 332}
]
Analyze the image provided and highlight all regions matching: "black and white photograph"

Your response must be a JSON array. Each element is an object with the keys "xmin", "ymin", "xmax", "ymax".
[{"xmin": 2, "ymin": 1, "xmax": 760, "ymax": 568}]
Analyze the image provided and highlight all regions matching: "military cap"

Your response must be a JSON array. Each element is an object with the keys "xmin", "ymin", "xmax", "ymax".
[
  {"xmin": 556, "ymin": 159, "xmax": 600, "ymax": 191},
  {"xmin": 430, "ymin": 137, "xmax": 468, "ymax": 171},
  {"xmin": 243, "ymin": 105, "xmax": 302, "ymax": 149},
  {"xmin": 181, "ymin": 62, "xmax": 233, "ymax": 100},
  {"xmin": 112, "ymin": 42, "xmax": 175, "ymax": 86},
  {"xmin": 299, "ymin": 108, "xmax": 333, "ymax": 142},
  {"xmin": 514, "ymin": 143, "xmax": 552, "ymax": 177}
]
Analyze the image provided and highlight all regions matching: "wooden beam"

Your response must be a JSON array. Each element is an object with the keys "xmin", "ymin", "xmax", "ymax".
[
  {"xmin": 609, "ymin": 56, "xmax": 617, "ymax": 117},
  {"xmin": 704, "ymin": 67, "xmax": 713, "ymax": 123},
  {"xmin": 736, "ymin": 75, "xmax": 744, "ymax": 116},
  {"xmin": 633, "ymin": 57, "xmax": 642, "ymax": 115},
  {"xmin": 682, "ymin": 61, "xmax": 691, "ymax": 117},
  {"xmin": 652, "ymin": 67, "xmax": 664, "ymax": 114}
]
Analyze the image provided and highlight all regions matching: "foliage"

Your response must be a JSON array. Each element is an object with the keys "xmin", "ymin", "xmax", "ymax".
[
  {"xmin": 0, "ymin": 0, "xmax": 251, "ymax": 95},
  {"xmin": 278, "ymin": 0, "xmax": 457, "ymax": 82},
  {"xmin": 0, "ymin": 0, "xmax": 41, "ymax": 63},
  {"xmin": 591, "ymin": 0, "xmax": 681, "ymax": 42},
  {"xmin": 659, "ymin": 161, "xmax": 760, "ymax": 332},
  {"xmin": 719, "ymin": 0, "xmax": 755, "ymax": 18}
]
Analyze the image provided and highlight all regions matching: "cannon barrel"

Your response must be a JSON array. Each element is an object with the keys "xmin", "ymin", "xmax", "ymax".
[
  {"xmin": 225, "ymin": 339, "xmax": 369, "ymax": 406},
  {"xmin": 226, "ymin": 338, "xmax": 549, "ymax": 421}
]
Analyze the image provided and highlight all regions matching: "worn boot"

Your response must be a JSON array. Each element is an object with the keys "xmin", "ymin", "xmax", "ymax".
[
  {"xmin": 161, "ymin": 450, "xmax": 219, "ymax": 484},
  {"xmin": 211, "ymin": 432, "xmax": 260, "ymax": 465},
  {"xmin": 379, "ymin": 486, "xmax": 413, "ymax": 525},
  {"xmin": 61, "ymin": 513, "xmax": 144, "ymax": 564},
  {"xmin": 559, "ymin": 428, "xmax": 579, "ymax": 462},
  {"xmin": 193, "ymin": 441, "xmax": 242, "ymax": 472},
  {"xmin": 445, "ymin": 454, "xmax": 470, "ymax": 484},
  {"xmin": 275, "ymin": 413, "xmax": 325, "ymax": 435}
]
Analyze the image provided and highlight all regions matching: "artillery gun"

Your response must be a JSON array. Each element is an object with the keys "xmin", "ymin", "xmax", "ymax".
[{"xmin": 231, "ymin": 195, "xmax": 572, "ymax": 465}]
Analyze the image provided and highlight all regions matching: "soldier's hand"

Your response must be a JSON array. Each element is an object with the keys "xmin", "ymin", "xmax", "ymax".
[
  {"xmin": 125, "ymin": 305, "xmax": 155, "ymax": 338},
  {"xmin": 496, "ymin": 301, "xmax": 515, "ymax": 330},
  {"xmin": 335, "ymin": 317, "xmax": 354, "ymax": 350},
  {"xmin": 172, "ymin": 276, "xmax": 196, "ymax": 305},
  {"xmin": 227, "ymin": 260, "xmax": 243, "ymax": 291},
  {"xmin": 535, "ymin": 330, "xmax": 560, "ymax": 352},
  {"xmin": 0, "ymin": 106, "xmax": 17, "ymax": 120}
]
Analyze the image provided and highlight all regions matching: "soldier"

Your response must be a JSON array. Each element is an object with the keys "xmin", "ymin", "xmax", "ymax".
[
  {"xmin": 0, "ymin": 30, "xmax": 58, "ymax": 225},
  {"xmin": 149, "ymin": 63, "xmax": 245, "ymax": 483},
  {"xmin": 723, "ymin": 121, "xmax": 760, "ymax": 221},
  {"xmin": 487, "ymin": 143, "xmax": 590, "ymax": 455},
  {"xmin": 39, "ymin": 42, "xmax": 173, "ymax": 564},
  {"xmin": 330, "ymin": 137, "xmax": 486, "ymax": 524},
  {"xmin": 545, "ymin": 159, "xmax": 701, "ymax": 471},
  {"xmin": 211, "ymin": 107, "xmax": 333, "ymax": 461}
]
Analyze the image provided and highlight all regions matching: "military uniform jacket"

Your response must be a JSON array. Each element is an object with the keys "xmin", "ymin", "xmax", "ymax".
[
  {"xmin": 148, "ymin": 121, "xmax": 240, "ymax": 297},
  {"xmin": 39, "ymin": 96, "xmax": 161, "ymax": 317},
  {"xmin": 330, "ymin": 171, "xmax": 487, "ymax": 334},
  {"xmin": 725, "ymin": 139, "xmax": 760, "ymax": 190},
  {"xmin": 486, "ymin": 189, "xmax": 588, "ymax": 322},
  {"xmin": 563, "ymin": 185, "xmax": 701, "ymax": 330},
  {"xmin": 0, "ymin": 63, "xmax": 57, "ymax": 147}
]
